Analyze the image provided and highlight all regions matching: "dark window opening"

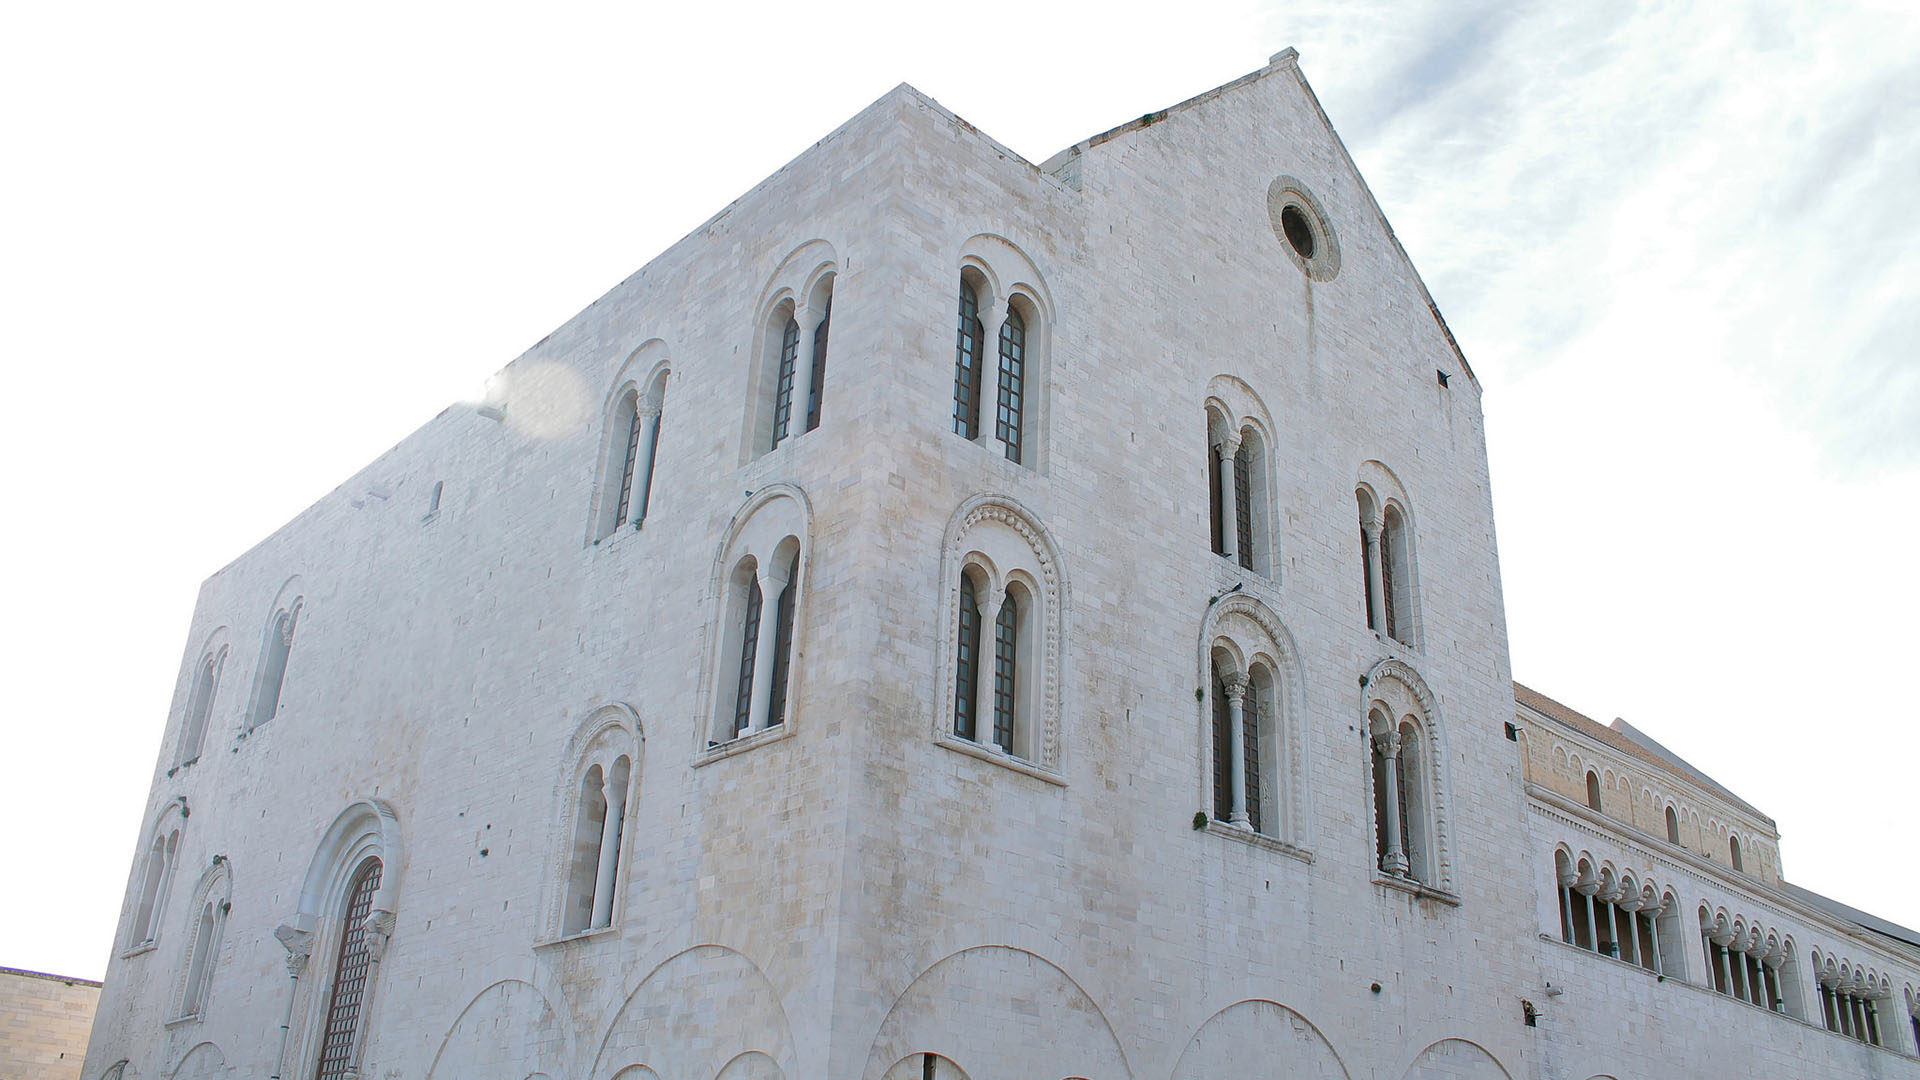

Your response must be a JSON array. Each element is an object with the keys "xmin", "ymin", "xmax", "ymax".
[{"xmin": 1280, "ymin": 204, "xmax": 1315, "ymax": 259}]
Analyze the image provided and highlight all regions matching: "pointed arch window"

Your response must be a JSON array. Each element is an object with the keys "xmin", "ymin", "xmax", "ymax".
[{"xmin": 314, "ymin": 858, "xmax": 382, "ymax": 1080}]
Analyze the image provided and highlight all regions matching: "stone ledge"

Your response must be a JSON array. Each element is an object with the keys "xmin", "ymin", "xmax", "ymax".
[
  {"xmin": 1202, "ymin": 820, "xmax": 1313, "ymax": 864},
  {"xmin": 1372, "ymin": 873, "xmax": 1460, "ymax": 906},
  {"xmin": 694, "ymin": 723, "xmax": 794, "ymax": 767},
  {"xmin": 936, "ymin": 734, "xmax": 1066, "ymax": 787}
]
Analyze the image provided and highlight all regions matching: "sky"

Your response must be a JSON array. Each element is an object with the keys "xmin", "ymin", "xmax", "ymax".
[{"xmin": 2, "ymin": 1, "xmax": 1915, "ymax": 982}]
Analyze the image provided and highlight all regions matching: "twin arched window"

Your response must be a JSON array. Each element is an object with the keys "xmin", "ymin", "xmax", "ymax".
[
  {"xmin": 172, "ymin": 859, "xmax": 231, "ymax": 1022},
  {"xmin": 562, "ymin": 755, "xmax": 632, "ymax": 936},
  {"xmin": 709, "ymin": 489, "xmax": 808, "ymax": 747},
  {"xmin": 953, "ymin": 573, "xmax": 1035, "ymax": 757},
  {"xmin": 597, "ymin": 371, "xmax": 668, "ymax": 540},
  {"xmin": 174, "ymin": 643, "xmax": 226, "ymax": 768},
  {"xmin": 127, "ymin": 802, "xmax": 185, "ymax": 950},
  {"xmin": 1209, "ymin": 657, "xmax": 1278, "ymax": 834},
  {"xmin": 1207, "ymin": 423, "xmax": 1270, "ymax": 573},
  {"xmin": 248, "ymin": 598, "xmax": 300, "ymax": 730},
  {"xmin": 941, "ymin": 497, "xmax": 1063, "ymax": 773},
  {"xmin": 1364, "ymin": 662, "xmax": 1448, "ymax": 890},
  {"xmin": 953, "ymin": 275, "xmax": 1032, "ymax": 464},
  {"xmin": 1356, "ymin": 474, "xmax": 1416, "ymax": 644},
  {"xmin": 764, "ymin": 279, "xmax": 834, "ymax": 453}
]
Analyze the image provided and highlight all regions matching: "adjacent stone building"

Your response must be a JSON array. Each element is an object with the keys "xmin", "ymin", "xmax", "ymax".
[
  {"xmin": 84, "ymin": 51, "xmax": 1920, "ymax": 1080},
  {"xmin": 2, "ymin": 966, "xmax": 101, "ymax": 1080}
]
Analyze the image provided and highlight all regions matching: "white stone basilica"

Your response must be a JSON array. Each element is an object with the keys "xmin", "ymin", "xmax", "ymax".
[{"xmin": 86, "ymin": 51, "xmax": 1920, "ymax": 1080}]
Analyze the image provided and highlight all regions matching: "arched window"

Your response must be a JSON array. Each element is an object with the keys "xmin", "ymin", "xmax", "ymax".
[
  {"xmin": 951, "ymin": 573, "xmax": 1034, "ymax": 758},
  {"xmin": 707, "ymin": 487, "xmax": 808, "ymax": 747},
  {"xmin": 938, "ymin": 495, "xmax": 1064, "ymax": 774},
  {"xmin": 602, "ymin": 388, "xmax": 643, "ymax": 537},
  {"xmin": 953, "ymin": 278, "xmax": 986, "ymax": 439},
  {"xmin": 1364, "ymin": 660, "xmax": 1449, "ymax": 891},
  {"xmin": 951, "ymin": 241, "xmax": 1050, "ymax": 470},
  {"xmin": 1665, "ymin": 805, "xmax": 1680, "ymax": 844},
  {"xmin": 595, "ymin": 346, "xmax": 670, "ymax": 540},
  {"xmin": 172, "ymin": 857, "xmax": 231, "ymax": 1022},
  {"xmin": 995, "ymin": 305, "xmax": 1026, "ymax": 463},
  {"xmin": 1586, "ymin": 770, "xmax": 1603, "ymax": 812},
  {"xmin": 1357, "ymin": 464, "xmax": 1419, "ymax": 645},
  {"xmin": 248, "ymin": 589, "xmax": 302, "ymax": 731},
  {"xmin": 1205, "ymin": 413, "xmax": 1272, "ymax": 574},
  {"xmin": 314, "ymin": 858, "xmax": 383, "ymax": 1080},
  {"xmin": 1729, "ymin": 834, "xmax": 1744, "ymax": 872},
  {"xmin": 426, "ymin": 480, "xmax": 443, "ymax": 517},
  {"xmin": 1209, "ymin": 657, "xmax": 1281, "ymax": 836},
  {"xmin": 761, "ymin": 271, "xmax": 834, "ymax": 455},
  {"xmin": 562, "ymin": 756, "xmax": 632, "ymax": 936},
  {"xmin": 127, "ymin": 803, "xmax": 184, "ymax": 950},
  {"xmin": 175, "ymin": 641, "xmax": 226, "ymax": 768}
]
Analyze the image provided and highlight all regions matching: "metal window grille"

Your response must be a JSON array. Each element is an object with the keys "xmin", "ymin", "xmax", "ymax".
[
  {"xmin": 1242, "ymin": 688, "xmax": 1262, "ymax": 833},
  {"xmin": 954, "ymin": 582, "xmax": 980, "ymax": 739},
  {"xmin": 1209, "ymin": 448, "xmax": 1225, "ymax": 555},
  {"xmin": 805, "ymin": 300, "xmax": 830, "ymax": 432},
  {"xmin": 1394, "ymin": 742, "xmax": 1413, "ymax": 873},
  {"xmin": 614, "ymin": 394, "xmax": 641, "ymax": 526},
  {"xmin": 1361, "ymin": 527, "xmax": 1376, "ymax": 630},
  {"xmin": 1211, "ymin": 671, "xmax": 1231, "ymax": 820},
  {"xmin": 770, "ymin": 318, "xmax": 799, "ymax": 449},
  {"xmin": 953, "ymin": 287, "xmax": 983, "ymax": 438},
  {"xmin": 766, "ymin": 555, "xmax": 798, "ymax": 728},
  {"xmin": 1233, "ymin": 439, "xmax": 1254, "ymax": 570},
  {"xmin": 992, "ymin": 595, "xmax": 1017, "ymax": 752},
  {"xmin": 732, "ymin": 579, "xmax": 762, "ymax": 735},
  {"xmin": 1371, "ymin": 744, "xmax": 1391, "ymax": 868},
  {"xmin": 1380, "ymin": 527, "xmax": 1398, "ymax": 641},
  {"xmin": 995, "ymin": 308, "xmax": 1025, "ymax": 463},
  {"xmin": 313, "ymin": 859, "xmax": 382, "ymax": 1080}
]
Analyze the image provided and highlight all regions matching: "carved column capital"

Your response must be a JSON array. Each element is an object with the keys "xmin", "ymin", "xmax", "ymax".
[
  {"xmin": 363, "ymin": 908, "xmax": 397, "ymax": 964},
  {"xmin": 1221, "ymin": 672, "xmax": 1250, "ymax": 703},
  {"xmin": 273, "ymin": 923, "xmax": 312, "ymax": 976}
]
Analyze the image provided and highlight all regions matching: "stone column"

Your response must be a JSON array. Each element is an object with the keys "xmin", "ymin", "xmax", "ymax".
[
  {"xmin": 1645, "ymin": 902, "xmax": 1666, "ymax": 975},
  {"xmin": 973, "ymin": 591, "xmax": 1004, "ymax": 751},
  {"xmin": 985, "ymin": 298, "xmax": 1012, "ymax": 450},
  {"xmin": 1375, "ymin": 729, "xmax": 1409, "ymax": 876},
  {"xmin": 1615, "ymin": 893, "xmax": 1642, "ymax": 965},
  {"xmin": 746, "ymin": 560, "xmax": 793, "ymax": 733},
  {"xmin": 1214, "ymin": 433, "xmax": 1241, "ymax": 564},
  {"xmin": 1362, "ymin": 519, "xmax": 1388, "ymax": 632},
  {"xmin": 1556, "ymin": 872, "xmax": 1577, "ymax": 944},
  {"xmin": 632, "ymin": 400, "xmax": 662, "ymax": 525},
  {"xmin": 792, "ymin": 304, "xmax": 826, "ymax": 436},
  {"xmin": 1575, "ymin": 878, "xmax": 1599, "ymax": 951},
  {"xmin": 1224, "ymin": 673, "xmax": 1250, "ymax": 826},
  {"xmin": 1762, "ymin": 953, "xmax": 1783, "ymax": 1012},
  {"xmin": 589, "ymin": 770, "xmax": 624, "ymax": 929}
]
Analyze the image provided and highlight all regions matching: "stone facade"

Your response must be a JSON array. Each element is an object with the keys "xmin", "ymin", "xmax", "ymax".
[
  {"xmin": 84, "ymin": 52, "xmax": 1919, "ymax": 1080},
  {"xmin": 2, "ymin": 967, "xmax": 101, "ymax": 1080}
]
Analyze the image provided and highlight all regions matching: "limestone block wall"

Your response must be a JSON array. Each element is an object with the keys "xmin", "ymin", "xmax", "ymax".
[
  {"xmin": 824, "ymin": 57, "xmax": 1538, "ymax": 1080},
  {"xmin": 0, "ymin": 968, "xmax": 101, "ymax": 1080}
]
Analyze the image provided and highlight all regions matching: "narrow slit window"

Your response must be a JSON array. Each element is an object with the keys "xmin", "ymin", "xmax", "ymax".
[
  {"xmin": 953, "ymin": 286, "xmax": 983, "ymax": 439},
  {"xmin": 992, "ymin": 593, "xmax": 1018, "ymax": 752},
  {"xmin": 1242, "ymin": 684, "xmax": 1263, "ymax": 833},
  {"xmin": 1233, "ymin": 439, "xmax": 1254, "ymax": 570},
  {"xmin": 770, "ymin": 317, "xmax": 799, "ymax": 450},
  {"xmin": 954, "ymin": 580, "xmax": 981, "ymax": 740},
  {"xmin": 995, "ymin": 307, "xmax": 1025, "ymax": 463},
  {"xmin": 614, "ymin": 393, "xmax": 642, "ymax": 526},
  {"xmin": 805, "ymin": 299, "xmax": 830, "ymax": 433},
  {"xmin": 1211, "ymin": 668, "xmax": 1231, "ymax": 821},
  {"xmin": 732, "ymin": 579, "xmax": 763, "ymax": 737},
  {"xmin": 766, "ymin": 553, "xmax": 799, "ymax": 727}
]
